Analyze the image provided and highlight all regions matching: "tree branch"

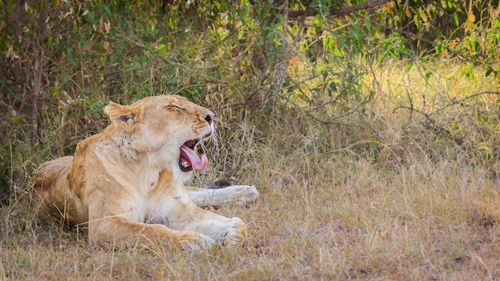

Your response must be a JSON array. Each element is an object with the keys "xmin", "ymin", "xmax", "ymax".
[
  {"xmin": 269, "ymin": 0, "xmax": 290, "ymax": 107},
  {"xmin": 288, "ymin": 0, "xmax": 389, "ymax": 18}
]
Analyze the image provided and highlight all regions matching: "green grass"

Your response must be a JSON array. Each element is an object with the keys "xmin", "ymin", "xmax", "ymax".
[{"xmin": 1, "ymin": 61, "xmax": 498, "ymax": 280}]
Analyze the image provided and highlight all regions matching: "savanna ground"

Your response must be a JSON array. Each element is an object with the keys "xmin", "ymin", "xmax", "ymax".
[
  {"xmin": 1, "ymin": 61, "xmax": 498, "ymax": 280},
  {"xmin": 1, "ymin": 1, "xmax": 499, "ymax": 280}
]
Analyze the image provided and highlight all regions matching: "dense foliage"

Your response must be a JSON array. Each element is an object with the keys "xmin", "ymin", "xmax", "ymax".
[{"xmin": 0, "ymin": 0, "xmax": 499, "ymax": 201}]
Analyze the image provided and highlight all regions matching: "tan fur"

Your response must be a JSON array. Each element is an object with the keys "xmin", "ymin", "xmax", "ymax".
[{"xmin": 31, "ymin": 95, "xmax": 250, "ymax": 251}]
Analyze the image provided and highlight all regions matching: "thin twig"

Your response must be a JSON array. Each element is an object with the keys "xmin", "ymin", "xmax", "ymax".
[
  {"xmin": 393, "ymin": 91, "xmax": 499, "ymax": 144},
  {"xmin": 431, "ymin": 91, "xmax": 500, "ymax": 115},
  {"xmin": 308, "ymin": 95, "xmax": 372, "ymax": 125},
  {"xmin": 394, "ymin": 91, "xmax": 500, "ymax": 119}
]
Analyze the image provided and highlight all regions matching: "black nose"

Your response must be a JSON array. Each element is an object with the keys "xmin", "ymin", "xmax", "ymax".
[{"xmin": 204, "ymin": 113, "xmax": 214, "ymax": 125}]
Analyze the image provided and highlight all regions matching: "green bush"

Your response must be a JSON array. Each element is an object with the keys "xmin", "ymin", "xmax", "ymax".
[{"xmin": 0, "ymin": 0, "xmax": 498, "ymax": 201}]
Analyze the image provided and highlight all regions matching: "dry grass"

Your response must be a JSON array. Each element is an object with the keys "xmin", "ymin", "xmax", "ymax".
[{"xmin": 1, "ymin": 61, "xmax": 498, "ymax": 280}]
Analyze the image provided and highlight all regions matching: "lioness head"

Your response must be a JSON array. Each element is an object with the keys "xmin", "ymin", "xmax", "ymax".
[{"xmin": 104, "ymin": 95, "xmax": 214, "ymax": 173}]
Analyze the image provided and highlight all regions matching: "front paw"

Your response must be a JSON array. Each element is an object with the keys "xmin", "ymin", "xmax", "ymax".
[
  {"xmin": 219, "ymin": 217, "xmax": 247, "ymax": 246},
  {"xmin": 178, "ymin": 232, "xmax": 215, "ymax": 252},
  {"xmin": 226, "ymin": 185, "xmax": 259, "ymax": 205}
]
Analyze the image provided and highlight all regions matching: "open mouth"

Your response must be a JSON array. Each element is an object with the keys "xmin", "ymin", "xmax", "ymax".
[{"xmin": 179, "ymin": 139, "xmax": 208, "ymax": 172}]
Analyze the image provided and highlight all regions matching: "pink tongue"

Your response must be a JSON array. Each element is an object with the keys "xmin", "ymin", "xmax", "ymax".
[{"xmin": 180, "ymin": 145, "xmax": 208, "ymax": 171}]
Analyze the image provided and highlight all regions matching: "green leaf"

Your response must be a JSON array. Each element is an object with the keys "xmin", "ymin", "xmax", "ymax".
[
  {"xmin": 424, "ymin": 72, "xmax": 431, "ymax": 82},
  {"xmin": 453, "ymin": 12, "xmax": 459, "ymax": 27},
  {"xmin": 102, "ymin": 4, "xmax": 111, "ymax": 16},
  {"xmin": 406, "ymin": 60, "xmax": 414, "ymax": 71},
  {"xmin": 313, "ymin": 16, "xmax": 322, "ymax": 28},
  {"xmin": 470, "ymin": 40, "xmax": 478, "ymax": 53}
]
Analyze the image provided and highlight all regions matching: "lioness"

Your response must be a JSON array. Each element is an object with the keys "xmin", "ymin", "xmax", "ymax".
[{"xmin": 31, "ymin": 95, "xmax": 258, "ymax": 251}]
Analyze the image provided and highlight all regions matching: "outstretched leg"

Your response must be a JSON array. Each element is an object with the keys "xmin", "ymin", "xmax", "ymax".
[{"xmin": 88, "ymin": 216, "xmax": 215, "ymax": 251}]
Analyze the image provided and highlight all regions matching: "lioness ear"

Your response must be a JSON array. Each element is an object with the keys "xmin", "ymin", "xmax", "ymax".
[{"xmin": 104, "ymin": 101, "xmax": 136, "ymax": 125}]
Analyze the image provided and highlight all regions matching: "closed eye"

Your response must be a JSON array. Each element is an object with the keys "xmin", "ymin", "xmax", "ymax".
[{"xmin": 165, "ymin": 104, "xmax": 185, "ymax": 111}]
